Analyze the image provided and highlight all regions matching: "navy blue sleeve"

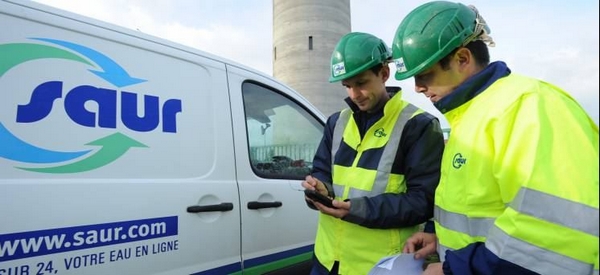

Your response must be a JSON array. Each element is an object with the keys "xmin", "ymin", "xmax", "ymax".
[
  {"xmin": 310, "ymin": 112, "xmax": 338, "ymax": 189},
  {"xmin": 342, "ymin": 113, "xmax": 445, "ymax": 228},
  {"xmin": 443, "ymin": 242, "xmax": 540, "ymax": 275},
  {"xmin": 424, "ymin": 220, "xmax": 435, "ymax": 233},
  {"xmin": 305, "ymin": 112, "xmax": 339, "ymax": 210}
]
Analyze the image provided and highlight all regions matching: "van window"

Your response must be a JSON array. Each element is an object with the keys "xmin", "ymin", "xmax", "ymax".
[{"xmin": 242, "ymin": 82, "xmax": 323, "ymax": 180}]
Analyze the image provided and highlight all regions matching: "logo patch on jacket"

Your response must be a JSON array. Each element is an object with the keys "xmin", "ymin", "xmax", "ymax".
[
  {"xmin": 452, "ymin": 153, "xmax": 467, "ymax": 169},
  {"xmin": 374, "ymin": 128, "xmax": 387, "ymax": 137}
]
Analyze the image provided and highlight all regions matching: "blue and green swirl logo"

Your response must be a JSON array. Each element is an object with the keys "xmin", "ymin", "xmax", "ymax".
[{"xmin": 0, "ymin": 38, "xmax": 182, "ymax": 173}]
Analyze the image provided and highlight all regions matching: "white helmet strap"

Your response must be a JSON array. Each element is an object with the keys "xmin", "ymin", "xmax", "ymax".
[{"xmin": 464, "ymin": 5, "xmax": 496, "ymax": 47}]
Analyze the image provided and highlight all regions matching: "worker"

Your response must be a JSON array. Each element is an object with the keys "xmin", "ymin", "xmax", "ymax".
[
  {"xmin": 303, "ymin": 32, "xmax": 445, "ymax": 275},
  {"xmin": 392, "ymin": 2, "xmax": 599, "ymax": 274}
]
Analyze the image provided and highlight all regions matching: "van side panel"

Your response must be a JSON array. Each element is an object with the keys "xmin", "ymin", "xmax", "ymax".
[{"xmin": 1, "ymin": 1, "xmax": 242, "ymax": 274}]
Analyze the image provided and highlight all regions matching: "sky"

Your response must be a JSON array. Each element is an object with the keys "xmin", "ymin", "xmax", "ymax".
[{"xmin": 31, "ymin": 0, "xmax": 600, "ymax": 127}]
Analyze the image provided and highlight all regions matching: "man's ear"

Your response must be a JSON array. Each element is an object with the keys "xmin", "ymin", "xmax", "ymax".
[
  {"xmin": 381, "ymin": 64, "xmax": 390, "ymax": 82},
  {"xmin": 455, "ymin": 48, "xmax": 471, "ymax": 66}
]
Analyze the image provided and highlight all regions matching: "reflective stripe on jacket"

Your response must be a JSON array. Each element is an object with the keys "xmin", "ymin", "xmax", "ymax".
[
  {"xmin": 314, "ymin": 94, "xmax": 422, "ymax": 275},
  {"xmin": 436, "ymin": 72, "xmax": 599, "ymax": 275}
]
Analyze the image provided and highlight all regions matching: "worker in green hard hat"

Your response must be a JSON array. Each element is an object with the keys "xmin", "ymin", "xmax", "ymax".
[
  {"xmin": 392, "ymin": 2, "xmax": 599, "ymax": 275},
  {"xmin": 301, "ymin": 31, "xmax": 445, "ymax": 275}
]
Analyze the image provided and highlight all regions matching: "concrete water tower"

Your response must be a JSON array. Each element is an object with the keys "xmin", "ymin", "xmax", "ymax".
[{"xmin": 273, "ymin": 0, "xmax": 351, "ymax": 117}]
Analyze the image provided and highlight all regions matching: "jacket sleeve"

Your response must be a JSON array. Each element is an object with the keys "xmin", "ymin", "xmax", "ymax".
[
  {"xmin": 305, "ymin": 113, "xmax": 339, "ymax": 210},
  {"xmin": 442, "ymin": 88, "xmax": 598, "ymax": 274},
  {"xmin": 442, "ymin": 243, "xmax": 539, "ymax": 275},
  {"xmin": 342, "ymin": 113, "xmax": 445, "ymax": 228}
]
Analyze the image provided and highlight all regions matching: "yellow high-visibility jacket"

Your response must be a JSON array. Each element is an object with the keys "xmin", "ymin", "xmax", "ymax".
[
  {"xmin": 315, "ymin": 94, "xmax": 430, "ymax": 275},
  {"xmin": 436, "ymin": 67, "xmax": 599, "ymax": 275}
]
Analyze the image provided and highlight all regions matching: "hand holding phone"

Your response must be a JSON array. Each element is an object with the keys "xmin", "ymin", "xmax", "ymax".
[{"xmin": 304, "ymin": 189, "xmax": 337, "ymax": 209}]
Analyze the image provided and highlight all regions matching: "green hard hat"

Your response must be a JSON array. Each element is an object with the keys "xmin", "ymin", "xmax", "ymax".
[
  {"xmin": 392, "ymin": 1, "xmax": 491, "ymax": 80},
  {"xmin": 329, "ymin": 32, "xmax": 392, "ymax": 82}
]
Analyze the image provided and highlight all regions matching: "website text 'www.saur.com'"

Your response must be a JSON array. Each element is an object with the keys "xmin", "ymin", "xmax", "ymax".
[{"xmin": 0, "ymin": 216, "xmax": 178, "ymax": 262}]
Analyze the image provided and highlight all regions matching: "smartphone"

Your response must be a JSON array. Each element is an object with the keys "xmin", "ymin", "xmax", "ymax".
[{"xmin": 304, "ymin": 189, "xmax": 337, "ymax": 209}]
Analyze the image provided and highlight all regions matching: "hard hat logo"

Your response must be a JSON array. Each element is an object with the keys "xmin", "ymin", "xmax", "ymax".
[
  {"xmin": 332, "ymin": 62, "xmax": 346, "ymax": 77},
  {"xmin": 395, "ymin": 58, "xmax": 407, "ymax": 73}
]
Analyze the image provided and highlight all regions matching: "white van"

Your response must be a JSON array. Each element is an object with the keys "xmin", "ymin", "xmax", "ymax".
[{"xmin": 0, "ymin": 1, "xmax": 326, "ymax": 274}]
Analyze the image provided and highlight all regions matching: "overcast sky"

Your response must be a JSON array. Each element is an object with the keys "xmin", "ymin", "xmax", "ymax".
[{"xmin": 32, "ymin": 0, "xmax": 600, "ymax": 127}]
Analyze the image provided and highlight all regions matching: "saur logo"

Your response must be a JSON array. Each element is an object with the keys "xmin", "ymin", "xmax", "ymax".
[
  {"xmin": 0, "ymin": 38, "xmax": 182, "ymax": 173},
  {"xmin": 452, "ymin": 153, "xmax": 467, "ymax": 169}
]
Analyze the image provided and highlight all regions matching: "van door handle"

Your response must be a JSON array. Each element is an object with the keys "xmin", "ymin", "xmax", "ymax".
[
  {"xmin": 247, "ymin": 201, "xmax": 282, "ymax": 209},
  {"xmin": 187, "ymin": 202, "xmax": 233, "ymax": 213}
]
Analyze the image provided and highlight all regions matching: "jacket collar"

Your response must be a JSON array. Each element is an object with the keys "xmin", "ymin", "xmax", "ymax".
[{"xmin": 435, "ymin": 61, "xmax": 511, "ymax": 114}]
